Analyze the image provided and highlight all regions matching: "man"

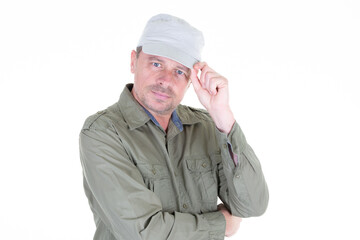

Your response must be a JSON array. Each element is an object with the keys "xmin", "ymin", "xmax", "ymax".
[{"xmin": 80, "ymin": 14, "xmax": 269, "ymax": 240}]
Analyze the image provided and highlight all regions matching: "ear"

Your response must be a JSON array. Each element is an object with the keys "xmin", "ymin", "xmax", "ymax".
[{"xmin": 130, "ymin": 50, "xmax": 137, "ymax": 73}]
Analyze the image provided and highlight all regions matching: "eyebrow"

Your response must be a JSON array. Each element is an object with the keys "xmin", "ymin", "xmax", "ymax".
[
  {"xmin": 148, "ymin": 56, "xmax": 190, "ymax": 73},
  {"xmin": 176, "ymin": 65, "xmax": 190, "ymax": 73},
  {"xmin": 148, "ymin": 56, "xmax": 164, "ymax": 62}
]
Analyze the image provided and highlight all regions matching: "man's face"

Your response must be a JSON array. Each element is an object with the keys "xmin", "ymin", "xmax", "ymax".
[{"xmin": 130, "ymin": 50, "xmax": 191, "ymax": 116}]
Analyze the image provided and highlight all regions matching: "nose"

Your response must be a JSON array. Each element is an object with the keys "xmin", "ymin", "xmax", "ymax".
[{"xmin": 157, "ymin": 69, "xmax": 174, "ymax": 86}]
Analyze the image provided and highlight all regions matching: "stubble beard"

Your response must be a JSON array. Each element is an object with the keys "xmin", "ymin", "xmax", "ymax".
[{"xmin": 136, "ymin": 84, "xmax": 176, "ymax": 116}]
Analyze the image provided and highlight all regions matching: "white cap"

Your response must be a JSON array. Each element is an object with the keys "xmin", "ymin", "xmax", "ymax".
[{"xmin": 137, "ymin": 14, "xmax": 205, "ymax": 69}]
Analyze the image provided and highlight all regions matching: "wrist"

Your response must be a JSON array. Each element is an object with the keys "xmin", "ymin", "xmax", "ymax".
[
  {"xmin": 209, "ymin": 108, "xmax": 235, "ymax": 134},
  {"xmin": 218, "ymin": 204, "xmax": 242, "ymax": 237},
  {"xmin": 202, "ymin": 211, "xmax": 226, "ymax": 239}
]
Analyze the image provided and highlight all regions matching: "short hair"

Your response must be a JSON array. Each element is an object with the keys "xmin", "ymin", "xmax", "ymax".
[{"xmin": 136, "ymin": 46, "xmax": 142, "ymax": 58}]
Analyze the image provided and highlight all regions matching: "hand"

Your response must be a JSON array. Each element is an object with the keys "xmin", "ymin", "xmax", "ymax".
[
  {"xmin": 218, "ymin": 204, "xmax": 242, "ymax": 237},
  {"xmin": 190, "ymin": 62, "xmax": 235, "ymax": 134}
]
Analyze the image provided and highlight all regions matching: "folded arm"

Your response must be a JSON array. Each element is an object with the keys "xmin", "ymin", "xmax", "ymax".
[{"xmin": 80, "ymin": 125, "xmax": 226, "ymax": 240}]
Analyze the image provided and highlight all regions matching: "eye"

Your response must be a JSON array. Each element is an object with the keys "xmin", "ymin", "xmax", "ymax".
[
  {"xmin": 152, "ymin": 62, "xmax": 161, "ymax": 68},
  {"xmin": 176, "ymin": 69, "xmax": 184, "ymax": 75}
]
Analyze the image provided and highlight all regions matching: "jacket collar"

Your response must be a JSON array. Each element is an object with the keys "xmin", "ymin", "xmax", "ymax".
[
  {"xmin": 118, "ymin": 84, "xmax": 151, "ymax": 130},
  {"xmin": 118, "ymin": 84, "xmax": 200, "ymax": 130}
]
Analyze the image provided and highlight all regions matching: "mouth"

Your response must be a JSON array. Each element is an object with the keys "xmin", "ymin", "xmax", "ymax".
[{"xmin": 151, "ymin": 90, "xmax": 170, "ymax": 101}]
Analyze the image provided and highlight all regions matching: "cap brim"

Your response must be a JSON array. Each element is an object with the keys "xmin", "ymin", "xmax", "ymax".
[{"xmin": 142, "ymin": 43, "xmax": 197, "ymax": 69}]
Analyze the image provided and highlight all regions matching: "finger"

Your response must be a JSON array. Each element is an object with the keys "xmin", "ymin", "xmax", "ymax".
[
  {"xmin": 190, "ymin": 68, "xmax": 202, "ymax": 92},
  {"xmin": 209, "ymin": 74, "xmax": 228, "ymax": 95},
  {"xmin": 208, "ymin": 76, "xmax": 221, "ymax": 95},
  {"xmin": 204, "ymin": 72, "xmax": 221, "ymax": 95},
  {"xmin": 193, "ymin": 61, "xmax": 207, "ymax": 71},
  {"xmin": 194, "ymin": 62, "xmax": 222, "ymax": 95},
  {"xmin": 199, "ymin": 65, "xmax": 213, "ymax": 89},
  {"xmin": 195, "ymin": 62, "xmax": 212, "ymax": 88},
  {"xmin": 205, "ymin": 71, "xmax": 223, "ymax": 95}
]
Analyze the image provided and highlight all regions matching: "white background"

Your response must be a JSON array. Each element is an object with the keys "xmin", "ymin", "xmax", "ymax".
[{"xmin": 1, "ymin": 0, "xmax": 359, "ymax": 239}]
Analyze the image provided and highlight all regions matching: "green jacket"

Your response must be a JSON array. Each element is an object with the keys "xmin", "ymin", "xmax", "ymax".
[{"xmin": 79, "ymin": 84, "xmax": 269, "ymax": 240}]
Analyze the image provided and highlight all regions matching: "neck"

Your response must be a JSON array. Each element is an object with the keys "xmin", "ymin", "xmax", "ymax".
[
  {"xmin": 152, "ymin": 113, "xmax": 171, "ymax": 132},
  {"xmin": 130, "ymin": 87, "xmax": 172, "ymax": 132}
]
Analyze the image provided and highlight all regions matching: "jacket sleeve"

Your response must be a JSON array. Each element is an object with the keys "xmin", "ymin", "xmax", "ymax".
[
  {"xmin": 79, "ymin": 123, "xmax": 226, "ymax": 240},
  {"xmin": 215, "ymin": 121, "xmax": 269, "ymax": 218}
]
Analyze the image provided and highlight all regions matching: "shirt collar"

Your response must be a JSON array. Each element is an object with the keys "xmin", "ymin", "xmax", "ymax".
[
  {"xmin": 142, "ymin": 107, "xmax": 184, "ymax": 132},
  {"xmin": 118, "ymin": 84, "xmax": 151, "ymax": 130}
]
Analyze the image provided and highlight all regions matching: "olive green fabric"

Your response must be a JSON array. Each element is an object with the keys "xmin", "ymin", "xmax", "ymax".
[{"xmin": 79, "ymin": 84, "xmax": 269, "ymax": 240}]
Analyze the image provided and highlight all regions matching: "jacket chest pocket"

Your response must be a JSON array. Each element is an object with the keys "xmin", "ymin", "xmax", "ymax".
[
  {"xmin": 186, "ymin": 157, "xmax": 218, "ymax": 207},
  {"xmin": 136, "ymin": 163, "xmax": 176, "ymax": 212}
]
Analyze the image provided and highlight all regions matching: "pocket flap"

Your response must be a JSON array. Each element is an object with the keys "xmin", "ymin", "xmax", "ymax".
[
  {"xmin": 137, "ymin": 163, "xmax": 170, "ymax": 179},
  {"xmin": 186, "ymin": 157, "xmax": 212, "ymax": 172}
]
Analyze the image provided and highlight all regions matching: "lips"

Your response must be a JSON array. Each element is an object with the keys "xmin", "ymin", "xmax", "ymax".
[{"xmin": 152, "ymin": 90, "xmax": 170, "ymax": 100}]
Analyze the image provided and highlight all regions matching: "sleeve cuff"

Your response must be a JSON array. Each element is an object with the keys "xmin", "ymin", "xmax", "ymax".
[
  {"xmin": 215, "ymin": 121, "xmax": 248, "ymax": 169},
  {"xmin": 202, "ymin": 211, "xmax": 226, "ymax": 240},
  {"xmin": 226, "ymin": 121, "xmax": 247, "ymax": 154}
]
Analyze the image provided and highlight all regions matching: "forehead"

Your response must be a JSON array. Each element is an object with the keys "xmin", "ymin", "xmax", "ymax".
[{"xmin": 140, "ymin": 52, "xmax": 190, "ymax": 72}]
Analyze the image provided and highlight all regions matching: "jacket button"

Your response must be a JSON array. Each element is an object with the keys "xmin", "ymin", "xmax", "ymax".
[
  {"xmin": 183, "ymin": 204, "xmax": 188, "ymax": 209},
  {"xmin": 202, "ymin": 163, "xmax": 207, "ymax": 168},
  {"xmin": 152, "ymin": 169, "xmax": 156, "ymax": 175}
]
